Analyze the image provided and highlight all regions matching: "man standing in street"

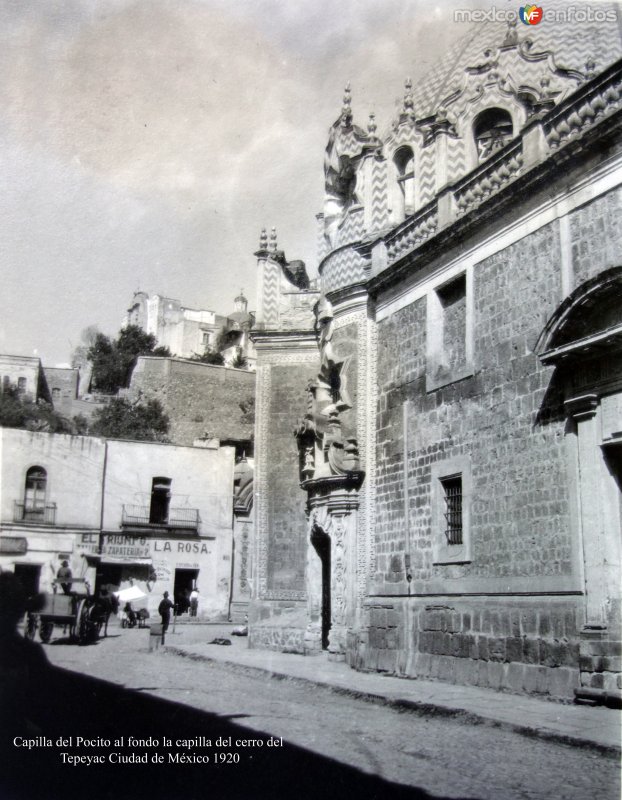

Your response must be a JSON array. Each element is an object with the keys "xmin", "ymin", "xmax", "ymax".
[
  {"xmin": 189, "ymin": 586, "xmax": 199, "ymax": 617},
  {"xmin": 56, "ymin": 561, "xmax": 72, "ymax": 595},
  {"xmin": 158, "ymin": 591, "xmax": 174, "ymax": 644}
]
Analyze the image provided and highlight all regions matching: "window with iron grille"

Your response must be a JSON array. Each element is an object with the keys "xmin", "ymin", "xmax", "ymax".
[
  {"xmin": 432, "ymin": 455, "xmax": 471, "ymax": 565},
  {"xmin": 441, "ymin": 475, "xmax": 462, "ymax": 545}
]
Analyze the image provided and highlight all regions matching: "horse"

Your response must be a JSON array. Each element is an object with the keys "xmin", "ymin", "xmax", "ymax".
[{"xmin": 89, "ymin": 590, "xmax": 119, "ymax": 638}]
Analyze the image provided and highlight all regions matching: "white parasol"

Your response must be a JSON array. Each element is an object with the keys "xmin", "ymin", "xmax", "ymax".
[{"xmin": 114, "ymin": 586, "xmax": 147, "ymax": 603}]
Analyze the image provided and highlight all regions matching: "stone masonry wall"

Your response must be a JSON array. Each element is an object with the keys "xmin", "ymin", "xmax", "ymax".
[
  {"xmin": 349, "ymin": 598, "xmax": 582, "ymax": 699},
  {"xmin": 570, "ymin": 186, "xmax": 622, "ymax": 288},
  {"xmin": 129, "ymin": 356, "xmax": 255, "ymax": 447},
  {"xmin": 369, "ymin": 217, "xmax": 585, "ymax": 696},
  {"xmin": 266, "ymin": 363, "xmax": 313, "ymax": 592},
  {"xmin": 376, "ymin": 220, "xmax": 567, "ymax": 586}
]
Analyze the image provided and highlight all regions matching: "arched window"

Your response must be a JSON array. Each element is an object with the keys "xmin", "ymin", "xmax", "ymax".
[
  {"xmin": 393, "ymin": 146, "xmax": 415, "ymax": 220},
  {"xmin": 24, "ymin": 466, "xmax": 47, "ymax": 519},
  {"xmin": 473, "ymin": 108, "xmax": 513, "ymax": 161}
]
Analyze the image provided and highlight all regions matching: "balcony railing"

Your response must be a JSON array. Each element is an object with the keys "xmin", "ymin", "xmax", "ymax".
[
  {"xmin": 385, "ymin": 202, "xmax": 439, "ymax": 264},
  {"xmin": 14, "ymin": 501, "xmax": 57, "ymax": 525},
  {"xmin": 121, "ymin": 504, "xmax": 200, "ymax": 532}
]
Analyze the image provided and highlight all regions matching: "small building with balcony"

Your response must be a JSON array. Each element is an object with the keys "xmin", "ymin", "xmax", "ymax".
[{"xmin": 0, "ymin": 428, "xmax": 236, "ymax": 619}]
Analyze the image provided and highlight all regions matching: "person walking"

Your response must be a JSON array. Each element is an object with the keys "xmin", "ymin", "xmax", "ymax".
[
  {"xmin": 189, "ymin": 587, "xmax": 199, "ymax": 617},
  {"xmin": 158, "ymin": 591, "xmax": 174, "ymax": 644}
]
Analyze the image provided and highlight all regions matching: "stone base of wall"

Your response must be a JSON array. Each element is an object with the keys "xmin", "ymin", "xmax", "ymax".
[
  {"xmin": 248, "ymin": 600, "xmax": 308, "ymax": 654},
  {"xmin": 579, "ymin": 627, "xmax": 622, "ymax": 694},
  {"xmin": 229, "ymin": 601, "xmax": 249, "ymax": 623},
  {"xmin": 350, "ymin": 597, "xmax": 589, "ymax": 700},
  {"xmin": 412, "ymin": 653, "xmax": 579, "ymax": 698},
  {"xmin": 249, "ymin": 626, "xmax": 306, "ymax": 653}
]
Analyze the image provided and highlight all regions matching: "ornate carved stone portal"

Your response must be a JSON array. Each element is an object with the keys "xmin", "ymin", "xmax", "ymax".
[{"xmin": 295, "ymin": 297, "xmax": 364, "ymax": 658}]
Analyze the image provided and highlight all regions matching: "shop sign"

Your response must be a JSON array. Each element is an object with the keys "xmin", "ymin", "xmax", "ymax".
[
  {"xmin": 102, "ymin": 534, "xmax": 150, "ymax": 559},
  {"xmin": 0, "ymin": 536, "xmax": 27, "ymax": 555},
  {"xmin": 76, "ymin": 533, "xmax": 99, "ymax": 554},
  {"xmin": 153, "ymin": 540, "xmax": 212, "ymax": 555}
]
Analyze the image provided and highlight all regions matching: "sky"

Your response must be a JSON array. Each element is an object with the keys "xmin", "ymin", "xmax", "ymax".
[{"xmin": 0, "ymin": 0, "xmax": 479, "ymax": 365}]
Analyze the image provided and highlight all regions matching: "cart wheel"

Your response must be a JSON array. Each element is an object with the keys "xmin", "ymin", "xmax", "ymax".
[
  {"xmin": 121, "ymin": 618, "xmax": 128, "ymax": 629},
  {"xmin": 77, "ymin": 600, "xmax": 90, "ymax": 645},
  {"xmin": 39, "ymin": 621, "xmax": 54, "ymax": 644},
  {"xmin": 25, "ymin": 613, "xmax": 37, "ymax": 641}
]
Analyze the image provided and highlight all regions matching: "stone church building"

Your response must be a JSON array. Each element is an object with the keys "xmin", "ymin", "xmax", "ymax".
[{"xmin": 250, "ymin": 7, "xmax": 622, "ymax": 701}]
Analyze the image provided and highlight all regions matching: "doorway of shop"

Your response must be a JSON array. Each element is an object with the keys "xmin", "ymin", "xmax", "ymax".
[
  {"xmin": 95, "ymin": 564, "xmax": 123, "ymax": 595},
  {"xmin": 14, "ymin": 564, "xmax": 41, "ymax": 599},
  {"xmin": 174, "ymin": 568, "xmax": 199, "ymax": 615}
]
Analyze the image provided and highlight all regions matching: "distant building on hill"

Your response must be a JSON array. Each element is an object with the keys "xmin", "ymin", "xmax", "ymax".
[{"xmin": 123, "ymin": 290, "xmax": 256, "ymax": 368}]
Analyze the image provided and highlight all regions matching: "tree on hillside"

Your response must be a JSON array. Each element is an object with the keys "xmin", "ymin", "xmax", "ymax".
[
  {"xmin": 239, "ymin": 397, "xmax": 255, "ymax": 427},
  {"xmin": 231, "ymin": 351, "xmax": 248, "ymax": 369},
  {"xmin": 0, "ymin": 385, "xmax": 75, "ymax": 434},
  {"xmin": 89, "ymin": 398, "xmax": 170, "ymax": 442},
  {"xmin": 87, "ymin": 325, "xmax": 171, "ymax": 393},
  {"xmin": 71, "ymin": 325, "xmax": 101, "ymax": 370},
  {"xmin": 190, "ymin": 351, "xmax": 225, "ymax": 366}
]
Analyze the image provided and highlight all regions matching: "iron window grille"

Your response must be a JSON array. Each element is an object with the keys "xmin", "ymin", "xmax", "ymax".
[{"xmin": 441, "ymin": 475, "xmax": 463, "ymax": 545}]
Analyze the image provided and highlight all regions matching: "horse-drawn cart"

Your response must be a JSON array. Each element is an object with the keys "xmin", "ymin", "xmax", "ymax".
[{"xmin": 25, "ymin": 579, "xmax": 114, "ymax": 645}]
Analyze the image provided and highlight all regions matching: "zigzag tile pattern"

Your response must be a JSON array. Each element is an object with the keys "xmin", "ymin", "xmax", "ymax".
[
  {"xmin": 370, "ymin": 159, "xmax": 389, "ymax": 234},
  {"xmin": 445, "ymin": 137, "xmax": 467, "ymax": 185},
  {"xmin": 407, "ymin": 4, "xmax": 622, "ymax": 120},
  {"xmin": 335, "ymin": 206, "xmax": 365, "ymax": 248},
  {"xmin": 417, "ymin": 148, "xmax": 437, "ymax": 208},
  {"xmin": 316, "ymin": 215, "xmax": 328, "ymax": 263},
  {"xmin": 261, "ymin": 261, "xmax": 280, "ymax": 328},
  {"xmin": 321, "ymin": 247, "xmax": 368, "ymax": 294},
  {"xmin": 527, "ymin": 17, "xmax": 622, "ymax": 74}
]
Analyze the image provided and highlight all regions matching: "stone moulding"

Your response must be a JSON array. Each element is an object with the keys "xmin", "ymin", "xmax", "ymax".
[{"xmin": 302, "ymin": 472, "xmax": 365, "ymax": 510}]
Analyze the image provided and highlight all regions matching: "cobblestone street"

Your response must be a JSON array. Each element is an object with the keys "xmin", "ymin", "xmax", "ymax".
[{"xmin": 36, "ymin": 621, "xmax": 620, "ymax": 800}]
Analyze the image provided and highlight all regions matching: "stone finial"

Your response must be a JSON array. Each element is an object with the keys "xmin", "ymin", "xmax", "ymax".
[
  {"xmin": 341, "ymin": 83, "xmax": 352, "ymax": 126},
  {"xmin": 585, "ymin": 58, "xmax": 596, "ymax": 80},
  {"xmin": 402, "ymin": 77, "xmax": 414, "ymax": 115},
  {"xmin": 269, "ymin": 226, "xmax": 278, "ymax": 252},
  {"xmin": 367, "ymin": 112, "xmax": 377, "ymax": 137},
  {"xmin": 342, "ymin": 83, "xmax": 351, "ymax": 114},
  {"xmin": 259, "ymin": 227, "xmax": 268, "ymax": 251},
  {"xmin": 502, "ymin": 17, "xmax": 518, "ymax": 47}
]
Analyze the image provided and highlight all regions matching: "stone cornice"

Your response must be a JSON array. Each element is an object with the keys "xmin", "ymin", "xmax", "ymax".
[{"xmin": 251, "ymin": 329, "xmax": 316, "ymax": 350}]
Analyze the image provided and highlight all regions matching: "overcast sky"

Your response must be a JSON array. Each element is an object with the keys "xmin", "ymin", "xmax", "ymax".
[{"xmin": 0, "ymin": 0, "xmax": 479, "ymax": 365}]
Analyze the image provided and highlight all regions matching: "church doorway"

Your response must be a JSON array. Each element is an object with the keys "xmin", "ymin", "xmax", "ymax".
[{"xmin": 311, "ymin": 526, "xmax": 331, "ymax": 650}]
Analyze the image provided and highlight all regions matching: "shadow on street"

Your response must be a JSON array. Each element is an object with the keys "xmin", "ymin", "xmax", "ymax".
[{"xmin": 2, "ymin": 652, "xmax": 478, "ymax": 800}]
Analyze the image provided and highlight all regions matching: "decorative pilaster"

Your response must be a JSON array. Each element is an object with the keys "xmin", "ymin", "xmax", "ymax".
[{"xmin": 254, "ymin": 228, "xmax": 280, "ymax": 329}]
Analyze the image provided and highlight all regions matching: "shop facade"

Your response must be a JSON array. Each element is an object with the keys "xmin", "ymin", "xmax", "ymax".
[{"xmin": 0, "ymin": 429, "xmax": 236, "ymax": 620}]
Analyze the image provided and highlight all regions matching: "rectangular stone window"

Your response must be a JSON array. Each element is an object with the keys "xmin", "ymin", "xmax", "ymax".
[
  {"xmin": 440, "ymin": 475, "xmax": 462, "ymax": 545},
  {"xmin": 426, "ymin": 271, "xmax": 473, "ymax": 391},
  {"xmin": 432, "ymin": 456, "xmax": 471, "ymax": 564}
]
